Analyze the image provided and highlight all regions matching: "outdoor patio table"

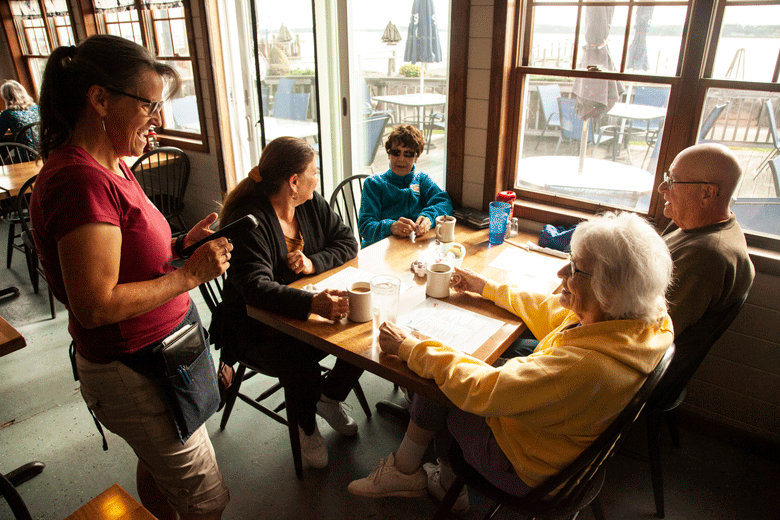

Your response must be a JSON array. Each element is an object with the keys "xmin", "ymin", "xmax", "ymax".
[
  {"xmin": 606, "ymin": 102, "xmax": 667, "ymax": 163},
  {"xmin": 372, "ymin": 93, "xmax": 446, "ymax": 132},
  {"xmin": 262, "ymin": 116, "xmax": 319, "ymax": 142},
  {"xmin": 516, "ymin": 155, "xmax": 654, "ymax": 207}
]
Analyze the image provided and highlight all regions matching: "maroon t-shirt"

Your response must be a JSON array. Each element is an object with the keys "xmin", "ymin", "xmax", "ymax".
[{"xmin": 30, "ymin": 146, "xmax": 189, "ymax": 363}]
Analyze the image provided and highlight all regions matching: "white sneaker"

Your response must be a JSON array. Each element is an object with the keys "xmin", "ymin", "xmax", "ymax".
[
  {"xmin": 423, "ymin": 460, "xmax": 470, "ymax": 515},
  {"xmin": 299, "ymin": 424, "xmax": 328, "ymax": 468},
  {"xmin": 348, "ymin": 453, "xmax": 427, "ymax": 498},
  {"xmin": 316, "ymin": 395, "xmax": 358, "ymax": 436}
]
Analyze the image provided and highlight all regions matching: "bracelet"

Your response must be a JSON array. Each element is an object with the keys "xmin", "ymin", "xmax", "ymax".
[{"xmin": 174, "ymin": 234, "xmax": 187, "ymax": 259}]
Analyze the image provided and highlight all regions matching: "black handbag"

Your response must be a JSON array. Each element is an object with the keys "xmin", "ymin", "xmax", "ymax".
[{"xmin": 154, "ymin": 322, "xmax": 220, "ymax": 443}]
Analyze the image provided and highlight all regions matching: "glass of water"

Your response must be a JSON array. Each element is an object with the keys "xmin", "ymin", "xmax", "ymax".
[{"xmin": 370, "ymin": 274, "xmax": 401, "ymax": 336}]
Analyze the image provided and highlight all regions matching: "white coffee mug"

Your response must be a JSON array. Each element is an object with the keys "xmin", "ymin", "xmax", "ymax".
[
  {"xmin": 347, "ymin": 281, "xmax": 372, "ymax": 322},
  {"xmin": 435, "ymin": 215, "xmax": 456, "ymax": 242},
  {"xmin": 426, "ymin": 262, "xmax": 461, "ymax": 298}
]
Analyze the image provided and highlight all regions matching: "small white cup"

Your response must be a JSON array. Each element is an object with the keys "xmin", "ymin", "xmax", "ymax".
[
  {"xmin": 435, "ymin": 215, "xmax": 456, "ymax": 243},
  {"xmin": 347, "ymin": 281, "xmax": 372, "ymax": 323},
  {"xmin": 426, "ymin": 262, "xmax": 461, "ymax": 298}
]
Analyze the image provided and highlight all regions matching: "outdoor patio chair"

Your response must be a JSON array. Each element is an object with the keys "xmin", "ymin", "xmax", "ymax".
[
  {"xmin": 555, "ymin": 97, "xmax": 612, "ymax": 156},
  {"xmin": 424, "ymin": 111, "xmax": 445, "ymax": 154},
  {"xmin": 697, "ymin": 103, "xmax": 728, "ymax": 143},
  {"xmin": 753, "ymin": 99, "xmax": 779, "ymax": 179},
  {"xmin": 433, "ymin": 344, "xmax": 675, "ymax": 520},
  {"xmin": 632, "ymin": 86, "xmax": 670, "ymax": 145},
  {"xmin": 534, "ymin": 84, "xmax": 562, "ymax": 150},
  {"xmin": 274, "ymin": 92, "xmax": 310, "ymax": 121},
  {"xmin": 769, "ymin": 154, "xmax": 780, "ymax": 198},
  {"xmin": 361, "ymin": 113, "xmax": 390, "ymax": 172}
]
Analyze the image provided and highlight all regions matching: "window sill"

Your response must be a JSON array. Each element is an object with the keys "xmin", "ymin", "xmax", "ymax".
[
  {"xmin": 158, "ymin": 134, "xmax": 208, "ymax": 153},
  {"xmin": 513, "ymin": 200, "xmax": 780, "ymax": 277}
]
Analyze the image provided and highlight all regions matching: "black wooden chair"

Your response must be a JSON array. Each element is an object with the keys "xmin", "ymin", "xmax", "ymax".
[
  {"xmin": 1, "ymin": 144, "xmax": 37, "ymax": 270},
  {"xmin": 130, "ymin": 147, "xmax": 190, "ymax": 234},
  {"xmin": 198, "ymin": 275, "xmax": 372, "ymax": 480},
  {"xmin": 329, "ymin": 174, "xmax": 369, "ymax": 246},
  {"xmin": 15, "ymin": 174, "xmax": 56, "ymax": 318},
  {"xmin": 433, "ymin": 345, "xmax": 676, "ymax": 520},
  {"xmin": 644, "ymin": 291, "xmax": 750, "ymax": 518},
  {"xmin": 13, "ymin": 122, "xmax": 40, "ymax": 150}
]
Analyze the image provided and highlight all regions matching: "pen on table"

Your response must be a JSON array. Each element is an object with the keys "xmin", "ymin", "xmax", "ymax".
[{"xmin": 526, "ymin": 241, "xmax": 570, "ymax": 259}]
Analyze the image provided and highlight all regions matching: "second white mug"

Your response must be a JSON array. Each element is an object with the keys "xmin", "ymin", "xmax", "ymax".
[{"xmin": 435, "ymin": 215, "xmax": 456, "ymax": 242}]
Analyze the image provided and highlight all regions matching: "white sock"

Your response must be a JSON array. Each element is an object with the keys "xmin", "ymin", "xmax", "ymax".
[{"xmin": 394, "ymin": 433, "xmax": 428, "ymax": 474}]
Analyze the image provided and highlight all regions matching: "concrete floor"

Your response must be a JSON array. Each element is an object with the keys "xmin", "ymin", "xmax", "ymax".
[{"xmin": 1, "ymin": 217, "xmax": 779, "ymax": 520}]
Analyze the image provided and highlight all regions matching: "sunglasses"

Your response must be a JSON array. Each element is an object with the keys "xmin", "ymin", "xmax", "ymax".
[
  {"xmin": 388, "ymin": 149, "xmax": 417, "ymax": 158},
  {"xmin": 106, "ymin": 86, "xmax": 164, "ymax": 116}
]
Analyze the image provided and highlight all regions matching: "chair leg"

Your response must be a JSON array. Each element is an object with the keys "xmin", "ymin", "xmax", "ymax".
[
  {"xmin": 282, "ymin": 387, "xmax": 304, "ymax": 480},
  {"xmin": 28, "ymin": 248, "xmax": 40, "ymax": 294},
  {"xmin": 432, "ymin": 474, "xmax": 467, "ymax": 520},
  {"xmin": 220, "ymin": 364, "xmax": 246, "ymax": 430},
  {"xmin": 646, "ymin": 412, "xmax": 665, "ymax": 518},
  {"xmin": 7, "ymin": 221, "xmax": 15, "ymax": 268},
  {"xmin": 352, "ymin": 381, "xmax": 372, "ymax": 418},
  {"xmin": 47, "ymin": 282, "xmax": 56, "ymax": 319},
  {"xmin": 590, "ymin": 497, "xmax": 606, "ymax": 520},
  {"xmin": 666, "ymin": 410, "xmax": 681, "ymax": 449}
]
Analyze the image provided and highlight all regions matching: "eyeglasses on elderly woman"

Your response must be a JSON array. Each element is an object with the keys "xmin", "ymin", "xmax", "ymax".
[
  {"xmin": 388, "ymin": 149, "xmax": 417, "ymax": 158},
  {"xmin": 106, "ymin": 86, "xmax": 164, "ymax": 116},
  {"xmin": 569, "ymin": 259, "xmax": 592, "ymax": 278}
]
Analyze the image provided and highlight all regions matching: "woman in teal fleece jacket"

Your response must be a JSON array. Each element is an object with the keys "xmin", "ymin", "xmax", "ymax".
[{"xmin": 358, "ymin": 124, "xmax": 453, "ymax": 248}]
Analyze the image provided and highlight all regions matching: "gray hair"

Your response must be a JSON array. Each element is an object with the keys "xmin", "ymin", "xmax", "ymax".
[{"xmin": 571, "ymin": 212, "xmax": 672, "ymax": 323}]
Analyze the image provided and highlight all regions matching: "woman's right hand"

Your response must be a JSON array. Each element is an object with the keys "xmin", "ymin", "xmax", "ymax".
[
  {"xmin": 310, "ymin": 288, "xmax": 349, "ymax": 321},
  {"xmin": 451, "ymin": 267, "xmax": 488, "ymax": 295},
  {"xmin": 390, "ymin": 217, "xmax": 417, "ymax": 238},
  {"xmin": 183, "ymin": 237, "xmax": 232, "ymax": 285}
]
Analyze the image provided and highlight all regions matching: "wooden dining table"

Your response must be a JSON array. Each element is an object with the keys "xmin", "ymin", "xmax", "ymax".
[
  {"xmin": 0, "ymin": 159, "xmax": 42, "ymax": 200},
  {"xmin": 247, "ymin": 225, "xmax": 564, "ymax": 405}
]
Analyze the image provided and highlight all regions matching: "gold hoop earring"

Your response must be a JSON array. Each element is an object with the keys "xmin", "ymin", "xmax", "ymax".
[{"xmin": 292, "ymin": 192, "xmax": 299, "ymax": 200}]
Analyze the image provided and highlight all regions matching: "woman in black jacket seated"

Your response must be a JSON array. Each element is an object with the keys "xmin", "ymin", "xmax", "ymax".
[{"xmin": 218, "ymin": 136, "xmax": 363, "ymax": 469}]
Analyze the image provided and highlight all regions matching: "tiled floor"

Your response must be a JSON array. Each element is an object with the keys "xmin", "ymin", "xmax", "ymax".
[{"xmin": 1, "ymin": 218, "xmax": 779, "ymax": 520}]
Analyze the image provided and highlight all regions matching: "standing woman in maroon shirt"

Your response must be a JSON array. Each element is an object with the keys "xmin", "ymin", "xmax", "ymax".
[{"xmin": 30, "ymin": 35, "xmax": 230, "ymax": 519}]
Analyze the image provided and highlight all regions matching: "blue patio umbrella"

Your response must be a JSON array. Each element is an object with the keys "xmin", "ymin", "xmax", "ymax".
[
  {"xmin": 404, "ymin": 0, "xmax": 443, "ymax": 94},
  {"xmin": 627, "ymin": 6, "xmax": 654, "ymax": 71}
]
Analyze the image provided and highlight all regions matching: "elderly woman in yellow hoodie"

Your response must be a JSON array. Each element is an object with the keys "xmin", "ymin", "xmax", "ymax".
[{"xmin": 348, "ymin": 212, "xmax": 674, "ymax": 513}]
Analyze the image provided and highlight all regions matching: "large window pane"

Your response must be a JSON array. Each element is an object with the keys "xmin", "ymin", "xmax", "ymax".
[
  {"xmin": 257, "ymin": 1, "xmax": 319, "ymax": 152},
  {"xmin": 711, "ymin": 5, "xmax": 780, "ymax": 81},
  {"xmin": 350, "ymin": 0, "xmax": 449, "ymax": 186},
  {"xmin": 161, "ymin": 60, "xmax": 200, "ymax": 133},
  {"xmin": 707, "ymin": 89, "xmax": 780, "ymax": 238},
  {"xmin": 517, "ymin": 74, "xmax": 671, "ymax": 212},
  {"xmin": 625, "ymin": 5, "xmax": 686, "ymax": 75}
]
